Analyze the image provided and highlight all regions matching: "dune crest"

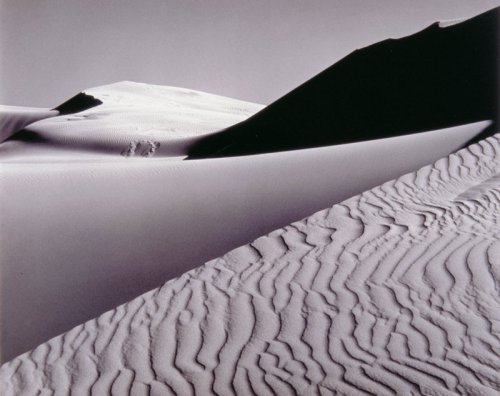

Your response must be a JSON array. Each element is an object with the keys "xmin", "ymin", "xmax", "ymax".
[
  {"xmin": 2, "ymin": 134, "xmax": 499, "ymax": 395},
  {"xmin": 188, "ymin": 7, "xmax": 499, "ymax": 158}
]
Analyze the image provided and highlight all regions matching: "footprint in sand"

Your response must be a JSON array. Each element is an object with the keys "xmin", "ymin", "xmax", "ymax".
[{"xmin": 121, "ymin": 140, "xmax": 161, "ymax": 157}]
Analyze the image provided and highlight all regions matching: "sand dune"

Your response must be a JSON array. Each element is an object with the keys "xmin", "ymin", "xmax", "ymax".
[
  {"xmin": 188, "ymin": 7, "xmax": 499, "ymax": 158},
  {"xmin": 0, "ymin": 105, "xmax": 58, "ymax": 143},
  {"xmin": 2, "ymin": 132, "xmax": 498, "ymax": 395},
  {"xmin": 1, "ymin": 8, "xmax": 499, "ymax": 390},
  {"xmin": 0, "ymin": 120, "xmax": 489, "ymax": 363},
  {"xmin": 1, "ymin": 82, "xmax": 263, "ymax": 161}
]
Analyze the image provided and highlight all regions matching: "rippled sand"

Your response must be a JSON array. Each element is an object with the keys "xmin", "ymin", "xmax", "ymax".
[{"xmin": 2, "ymin": 128, "xmax": 498, "ymax": 394}]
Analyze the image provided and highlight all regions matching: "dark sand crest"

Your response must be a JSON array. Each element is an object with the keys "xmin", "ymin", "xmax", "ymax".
[{"xmin": 188, "ymin": 7, "xmax": 500, "ymax": 158}]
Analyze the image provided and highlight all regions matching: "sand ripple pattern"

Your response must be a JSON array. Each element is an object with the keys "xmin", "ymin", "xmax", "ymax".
[{"xmin": 1, "ymin": 135, "xmax": 500, "ymax": 395}]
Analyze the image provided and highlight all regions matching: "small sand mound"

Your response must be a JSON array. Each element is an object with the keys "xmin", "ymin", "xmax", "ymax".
[{"xmin": 2, "ymin": 82, "xmax": 264, "ymax": 160}]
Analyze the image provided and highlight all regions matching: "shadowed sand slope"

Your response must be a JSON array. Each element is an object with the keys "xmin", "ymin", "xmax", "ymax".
[
  {"xmin": 1, "ymin": 82, "xmax": 263, "ymax": 160},
  {"xmin": 2, "ymin": 134, "xmax": 499, "ymax": 395},
  {"xmin": 0, "ymin": 121, "xmax": 488, "ymax": 363},
  {"xmin": 0, "ymin": 106, "xmax": 58, "ymax": 143},
  {"xmin": 188, "ymin": 7, "xmax": 500, "ymax": 158},
  {"xmin": 53, "ymin": 92, "xmax": 103, "ymax": 115}
]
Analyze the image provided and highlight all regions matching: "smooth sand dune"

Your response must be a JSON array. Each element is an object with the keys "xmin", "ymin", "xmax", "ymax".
[
  {"xmin": 1, "ymin": 133, "xmax": 499, "ymax": 395},
  {"xmin": 0, "ymin": 121, "xmax": 489, "ymax": 363},
  {"xmin": 188, "ymin": 7, "xmax": 499, "ymax": 158},
  {"xmin": 0, "ymin": 81, "xmax": 263, "ymax": 161},
  {"xmin": 0, "ymin": 105, "xmax": 58, "ymax": 143}
]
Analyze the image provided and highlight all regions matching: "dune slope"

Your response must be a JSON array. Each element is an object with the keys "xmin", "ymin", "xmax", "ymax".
[
  {"xmin": 1, "ymin": 82, "xmax": 263, "ymax": 160},
  {"xmin": 0, "ymin": 105, "xmax": 58, "ymax": 143},
  {"xmin": 188, "ymin": 7, "xmax": 499, "ymax": 158},
  {"xmin": 0, "ymin": 121, "xmax": 487, "ymax": 363},
  {"xmin": 2, "ymin": 133, "xmax": 499, "ymax": 395}
]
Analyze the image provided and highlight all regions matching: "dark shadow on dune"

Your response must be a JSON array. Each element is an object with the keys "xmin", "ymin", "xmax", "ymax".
[
  {"xmin": 459, "ymin": 122, "xmax": 499, "ymax": 150},
  {"xmin": 188, "ymin": 7, "xmax": 500, "ymax": 159},
  {"xmin": 6, "ymin": 130, "xmax": 48, "ymax": 143},
  {"xmin": 53, "ymin": 92, "xmax": 103, "ymax": 115}
]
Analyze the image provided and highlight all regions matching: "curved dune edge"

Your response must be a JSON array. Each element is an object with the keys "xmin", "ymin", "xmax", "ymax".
[
  {"xmin": 0, "ymin": 105, "xmax": 58, "ymax": 143},
  {"xmin": 0, "ymin": 121, "xmax": 488, "ymax": 363},
  {"xmin": 2, "ymin": 134, "xmax": 499, "ymax": 394}
]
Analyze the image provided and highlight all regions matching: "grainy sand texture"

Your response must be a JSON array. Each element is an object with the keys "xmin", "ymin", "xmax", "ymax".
[{"xmin": 1, "ymin": 131, "xmax": 499, "ymax": 395}]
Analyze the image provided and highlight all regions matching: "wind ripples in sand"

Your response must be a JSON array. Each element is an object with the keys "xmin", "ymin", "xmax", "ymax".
[{"xmin": 1, "ymin": 135, "xmax": 499, "ymax": 395}]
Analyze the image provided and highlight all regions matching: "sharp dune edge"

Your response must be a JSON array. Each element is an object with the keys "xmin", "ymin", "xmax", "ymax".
[
  {"xmin": 1, "ymin": 78, "xmax": 488, "ymax": 363},
  {"xmin": 0, "ymin": 106, "xmax": 58, "ymax": 143},
  {"xmin": 2, "ymin": 134, "xmax": 499, "ymax": 395},
  {"xmin": 187, "ymin": 7, "xmax": 499, "ymax": 159},
  {"xmin": 0, "ymin": 120, "xmax": 487, "ymax": 363}
]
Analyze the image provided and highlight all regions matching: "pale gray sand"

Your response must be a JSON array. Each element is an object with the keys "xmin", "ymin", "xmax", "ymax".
[
  {"xmin": 0, "ymin": 105, "xmax": 58, "ymax": 143},
  {"xmin": 0, "ymin": 120, "xmax": 490, "ymax": 364},
  {"xmin": 0, "ymin": 81, "xmax": 264, "ymax": 160},
  {"xmin": 1, "ymin": 132, "xmax": 499, "ymax": 395}
]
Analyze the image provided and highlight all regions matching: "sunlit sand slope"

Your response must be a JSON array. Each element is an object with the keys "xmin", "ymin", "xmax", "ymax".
[
  {"xmin": 1, "ymin": 81, "xmax": 263, "ymax": 160},
  {"xmin": 0, "ymin": 121, "xmax": 487, "ymax": 363},
  {"xmin": 2, "ymin": 133, "xmax": 499, "ymax": 395}
]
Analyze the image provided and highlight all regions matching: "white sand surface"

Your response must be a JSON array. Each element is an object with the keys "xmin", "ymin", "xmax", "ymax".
[
  {"xmin": 0, "ymin": 105, "xmax": 58, "ymax": 143},
  {"xmin": 0, "ymin": 81, "xmax": 264, "ymax": 161},
  {"xmin": 1, "ymin": 132, "xmax": 498, "ymax": 395},
  {"xmin": 0, "ymin": 119, "xmax": 489, "ymax": 363}
]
